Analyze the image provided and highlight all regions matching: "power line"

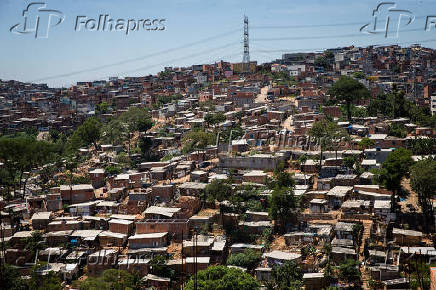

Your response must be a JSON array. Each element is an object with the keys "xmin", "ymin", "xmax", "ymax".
[
  {"xmin": 30, "ymin": 28, "xmax": 241, "ymax": 82},
  {"xmin": 251, "ymin": 28, "xmax": 424, "ymax": 41},
  {"xmin": 30, "ymin": 15, "xmax": 436, "ymax": 83},
  {"xmin": 251, "ymin": 15, "xmax": 429, "ymax": 29},
  {"xmin": 119, "ymin": 42, "xmax": 240, "ymax": 75},
  {"xmin": 59, "ymin": 48, "xmax": 241, "ymax": 84},
  {"xmin": 252, "ymin": 21, "xmax": 366, "ymax": 30}
]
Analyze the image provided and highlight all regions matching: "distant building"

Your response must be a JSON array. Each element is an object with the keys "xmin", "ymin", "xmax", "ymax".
[{"xmin": 431, "ymin": 96, "xmax": 436, "ymax": 116}]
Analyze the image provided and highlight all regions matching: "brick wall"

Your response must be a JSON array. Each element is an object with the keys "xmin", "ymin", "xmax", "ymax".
[{"xmin": 136, "ymin": 220, "xmax": 189, "ymax": 241}]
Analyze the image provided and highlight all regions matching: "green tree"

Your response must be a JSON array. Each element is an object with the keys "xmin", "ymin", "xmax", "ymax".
[
  {"xmin": 204, "ymin": 112, "xmax": 226, "ymax": 127},
  {"xmin": 358, "ymin": 137, "xmax": 375, "ymax": 151},
  {"xmin": 343, "ymin": 155, "xmax": 358, "ymax": 172},
  {"xmin": 409, "ymin": 260, "xmax": 431, "ymax": 290},
  {"xmin": 269, "ymin": 261, "xmax": 303, "ymax": 290},
  {"xmin": 0, "ymin": 136, "xmax": 28, "ymax": 195},
  {"xmin": 367, "ymin": 94, "xmax": 393, "ymax": 117},
  {"xmin": 338, "ymin": 104, "xmax": 368, "ymax": 119},
  {"xmin": 105, "ymin": 165, "xmax": 121, "ymax": 176},
  {"xmin": 329, "ymin": 76, "xmax": 370, "ymax": 121},
  {"xmin": 73, "ymin": 117, "xmax": 101, "ymax": 149},
  {"xmin": 136, "ymin": 117, "xmax": 153, "ymax": 132},
  {"xmin": 322, "ymin": 243, "xmax": 337, "ymax": 284},
  {"xmin": 185, "ymin": 265, "xmax": 260, "ymax": 290},
  {"xmin": 309, "ymin": 119, "xmax": 341, "ymax": 169},
  {"xmin": 24, "ymin": 139, "xmax": 58, "ymax": 193},
  {"xmin": 367, "ymin": 91, "xmax": 436, "ymax": 128},
  {"xmin": 138, "ymin": 136, "xmax": 155, "ymax": 161},
  {"xmin": 96, "ymin": 102, "xmax": 110, "ymax": 114},
  {"xmin": 25, "ymin": 231, "xmax": 46, "ymax": 259},
  {"xmin": 204, "ymin": 113, "xmax": 214, "ymax": 127},
  {"xmin": 375, "ymin": 148, "xmax": 413, "ymax": 212},
  {"xmin": 119, "ymin": 107, "xmax": 152, "ymax": 131},
  {"xmin": 269, "ymin": 187, "xmax": 299, "ymax": 233},
  {"xmin": 28, "ymin": 263, "xmax": 62, "ymax": 290},
  {"xmin": 268, "ymin": 163, "xmax": 299, "ymax": 233},
  {"xmin": 0, "ymin": 264, "xmax": 27, "ymax": 290},
  {"xmin": 324, "ymin": 263, "xmax": 337, "ymax": 285},
  {"xmin": 78, "ymin": 269, "xmax": 137, "ymax": 290},
  {"xmin": 102, "ymin": 119, "xmax": 126, "ymax": 145},
  {"xmin": 77, "ymin": 278, "xmax": 110, "ymax": 290},
  {"xmin": 408, "ymin": 138, "xmax": 436, "ymax": 155},
  {"xmin": 353, "ymin": 71, "xmax": 365, "ymax": 79},
  {"xmin": 154, "ymin": 94, "xmax": 183, "ymax": 107},
  {"xmin": 205, "ymin": 179, "xmax": 232, "ymax": 203},
  {"xmin": 337, "ymin": 259, "xmax": 361, "ymax": 285},
  {"xmin": 218, "ymin": 126, "xmax": 244, "ymax": 144},
  {"xmin": 388, "ymin": 123, "xmax": 407, "ymax": 138},
  {"xmin": 367, "ymin": 90, "xmax": 407, "ymax": 119},
  {"xmin": 352, "ymin": 224, "xmax": 363, "ymax": 247},
  {"xmin": 227, "ymin": 249, "xmax": 262, "ymax": 270},
  {"xmin": 324, "ymin": 50, "xmax": 334, "ymax": 59},
  {"xmin": 149, "ymin": 255, "xmax": 174, "ymax": 278},
  {"xmin": 392, "ymin": 88, "xmax": 407, "ymax": 118},
  {"xmin": 102, "ymin": 269, "xmax": 135, "ymax": 288},
  {"xmin": 114, "ymin": 152, "xmax": 131, "ymax": 168},
  {"xmin": 410, "ymin": 158, "xmax": 436, "ymax": 232},
  {"xmin": 314, "ymin": 56, "xmax": 329, "ymax": 69},
  {"xmin": 408, "ymin": 104, "xmax": 436, "ymax": 128},
  {"xmin": 182, "ymin": 129, "xmax": 215, "ymax": 153},
  {"xmin": 39, "ymin": 161, "xmax": 60, "ymax": 190},
  {"xmin": 119, "ymin": 107, "xmax": 153, "ymax": 142},
  {"xmin": 0, "ymin": 168, "xmax": 14, "ymax": 200},
  {"xmin": 270, "ymin": 162, "xmax": 295, "ymax": 189},
  {"xmin": 0, "ymin": 136, "xmax": 57, "ymax": 197},
  {"xmin": 368, "ymin": 279, "xmax": 384, "ymax": 290},
  {"xmin": 49, "ymin": 129, "xmax": 62, "ymax": 143},
  {"xmin": 261, "ymin": 228, "xmax": 274, "ymax": 249}
]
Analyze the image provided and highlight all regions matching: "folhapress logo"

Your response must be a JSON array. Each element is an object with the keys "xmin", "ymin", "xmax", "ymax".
[
  {"xmin": 10, "ymin": 2, "xmax": 65, "ymax": 39},
  {"xmin": 360, "ymin": 2, "xmax": 415, "ymax": 38},
  {"xmin": 10, "ymin": 2, "xmax": 166, "ymax": 39},
  {"xmin": 74, "ymin": 15, "xmax": 166, "ymax": 35}
]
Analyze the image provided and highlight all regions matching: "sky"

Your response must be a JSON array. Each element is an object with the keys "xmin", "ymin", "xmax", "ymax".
[{"xmin": 0, "ymin": 0, "xmax": 435, "ymax": 87}]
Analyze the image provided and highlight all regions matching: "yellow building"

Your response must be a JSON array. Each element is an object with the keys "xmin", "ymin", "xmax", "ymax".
[{"xmin": 231, "ymin": 61, "xmax": 257, "ymax": 73}]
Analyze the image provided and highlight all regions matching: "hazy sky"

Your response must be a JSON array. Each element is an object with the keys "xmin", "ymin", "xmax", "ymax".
[{"xmin": 1, "ymin": 0, "xmax": 435, "ymax": 87}]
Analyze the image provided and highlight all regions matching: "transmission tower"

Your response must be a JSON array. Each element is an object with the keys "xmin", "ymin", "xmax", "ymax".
[{"xmin": 243, "ymin": 16, "xmax": 250, "ymax": 70}]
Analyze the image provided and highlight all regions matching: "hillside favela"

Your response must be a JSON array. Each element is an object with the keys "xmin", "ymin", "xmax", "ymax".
[{"xmin": 1, "ymin": 5, "xmax": 436, "ymax": 290}]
